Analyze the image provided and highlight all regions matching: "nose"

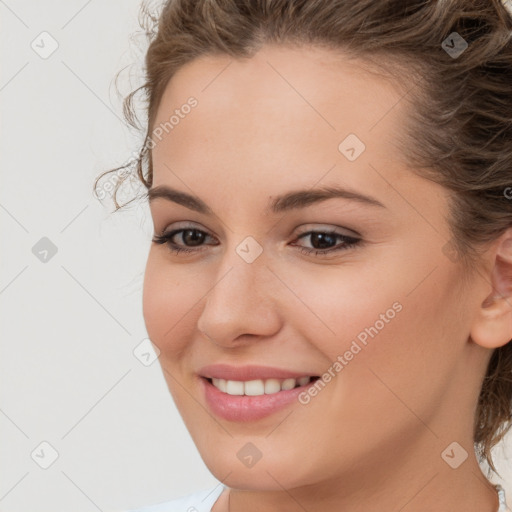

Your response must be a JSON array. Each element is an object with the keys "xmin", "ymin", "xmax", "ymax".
[{"xmin": 196, "ymin": 256, "xmax": 282, "ymax": 348}]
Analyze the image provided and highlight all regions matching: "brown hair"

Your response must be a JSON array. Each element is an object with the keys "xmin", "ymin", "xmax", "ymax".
[{"xmin": 95, "ymin": 0, "xmax": 512, "ymax": 476}]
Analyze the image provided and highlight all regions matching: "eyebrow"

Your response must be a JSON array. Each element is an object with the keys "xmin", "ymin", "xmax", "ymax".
[{"xmin": 147, "ymin": 184, "xmax": 386, "ymax": 214}]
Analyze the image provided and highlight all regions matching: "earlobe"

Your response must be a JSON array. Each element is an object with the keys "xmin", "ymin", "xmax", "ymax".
[
  {"xmin": 471, "ymin": 296, "xmax": 512, "ymax": 349},
  {"xmin": 470, "ymin": 228, "xmax": 512, "ymax": 350}
]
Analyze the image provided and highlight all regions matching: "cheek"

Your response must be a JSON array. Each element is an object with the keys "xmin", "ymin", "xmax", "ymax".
[
  {"xmin": 332, "ymin": 264, "xmax": 467, "ymax": 426},
  {"xmin": 275, "ymin": 262, "xmax": 399, "ymax": 360},
  {"xmin": 142, "ymin": 252, "xmax": 201, "ymax": 358},
  {"xmin": 284, "ymin": 256, "xmax": 464, "ymax": 402}
]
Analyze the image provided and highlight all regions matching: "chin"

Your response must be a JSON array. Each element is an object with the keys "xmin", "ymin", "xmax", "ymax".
[{"xmin": 193, "ymin": 437, "xmax": 318, "ymax": 490}]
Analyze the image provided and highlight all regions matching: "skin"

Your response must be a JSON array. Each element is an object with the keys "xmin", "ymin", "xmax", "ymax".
[{"xmin": 142, "ymin": 45, "xmax": 512, "ymax": 512}]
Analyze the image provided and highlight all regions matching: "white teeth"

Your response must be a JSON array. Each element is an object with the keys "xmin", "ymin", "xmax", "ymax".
[
  {"xmin": 244, "ymin": 379, "xmax": 265, "ymax": 396},
  {"xmin": 298, "ymin": 376, "xmax": 311, "ymax": 386},
  {"xmin": 281, "ymin": 378, "xmax": 296, "ymax": 390},
  {"xmin": 212, "ymin": 378, "xmax": 226, "ymax": 392},
  {"xmin": 210, "ymin": 376, "xmax": 313, "ymax": 396},
  {"xmin": 264, "ymin": 378, "xmax": 281, "ymax": 394},
  {"xmin": 225, "ymin": 380, "xmax": 244, "ymax": 395}
]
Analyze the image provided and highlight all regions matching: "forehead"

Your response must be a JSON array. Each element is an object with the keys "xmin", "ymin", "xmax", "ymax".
[
  {"xmin": 150, "ymin": 44, "xmax": 419, "ymax": 211},
  {"xmin": 152, "ymin": 44, "xmax": 408, "ymax": 141}
]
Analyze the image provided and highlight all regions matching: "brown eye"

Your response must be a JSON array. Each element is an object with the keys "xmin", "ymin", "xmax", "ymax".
[
  {"xmin": 292, "ymin": 230, "xmax": 361, "ymax": 256},
  {"xmin": 179, "ymin": 229, "xmax": 207, "ymax": 246},
  {"xmin": 152, "ymin": 227, "xmax": 218, "ymax": 255}
]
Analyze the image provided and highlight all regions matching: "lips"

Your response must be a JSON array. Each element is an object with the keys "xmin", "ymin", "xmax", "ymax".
[{"xmin": 198, "ymin": 364, "xmax": 320, "ymax": 422}]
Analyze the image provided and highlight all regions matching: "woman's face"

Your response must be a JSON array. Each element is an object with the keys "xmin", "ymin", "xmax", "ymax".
[{"xmin": 143, "ymin": 45, "xmax": 490, "ymax": 491}]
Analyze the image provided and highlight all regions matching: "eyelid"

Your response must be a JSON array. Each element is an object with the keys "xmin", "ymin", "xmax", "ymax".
[
  {"xmin": 159, "ymin": 220, "xmax": 216, "ymax": 237},
  {"xmin": 294, "ymin": 223, "xmax": 361, "ymax": 238}
]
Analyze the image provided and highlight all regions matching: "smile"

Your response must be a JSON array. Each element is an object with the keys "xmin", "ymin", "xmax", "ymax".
[
  {"xmin": 208, "ymin": 376, "xmax": 315, "ymax": 396},
  {"xmin": 199, "ymin": 365, "xmax": 321, "ymax": 422}
]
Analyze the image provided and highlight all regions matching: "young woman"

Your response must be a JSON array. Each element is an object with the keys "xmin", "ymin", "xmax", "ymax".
[{"xmin": 97, "ymin": 0, "xmax": 512, "ymax": 510}]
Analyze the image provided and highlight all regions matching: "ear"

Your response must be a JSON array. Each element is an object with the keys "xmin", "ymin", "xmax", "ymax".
[{"xmin": 470, "ymin": 228, "xmax": 512, "ymax": 349}]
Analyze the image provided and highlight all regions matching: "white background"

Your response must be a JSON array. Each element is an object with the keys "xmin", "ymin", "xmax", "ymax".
[{"xmin": 1, "ymin": 1, "xmax": 510, "ymax": 511}]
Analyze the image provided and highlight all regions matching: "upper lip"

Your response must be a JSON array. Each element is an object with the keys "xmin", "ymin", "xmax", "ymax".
[{"xmin": 199, "ymin": 364, "xmax": 318, "ymax": 381}]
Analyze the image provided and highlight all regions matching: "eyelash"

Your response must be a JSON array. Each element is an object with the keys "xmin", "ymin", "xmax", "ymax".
[{"xmin": 152, "ymin": 226, "xmax": 361, "ymax": 257}]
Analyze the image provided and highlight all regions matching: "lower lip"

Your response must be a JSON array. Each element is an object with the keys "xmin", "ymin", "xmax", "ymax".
[{"xmin": 201, "ymin": 377, "xmax": 314, "ymax": 422}]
